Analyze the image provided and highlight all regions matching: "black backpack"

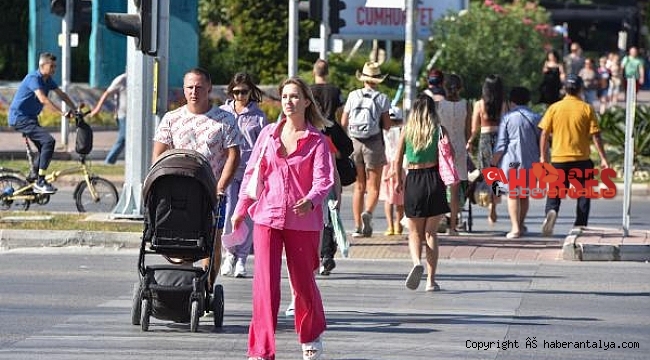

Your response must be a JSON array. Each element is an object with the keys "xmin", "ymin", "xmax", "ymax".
[
  {"xmin": 323, "ymin": 121, "xmax": 356, "ymax": 186},
  {"xmin": 75, "ymin": 117, "xmax": 93, "ymax": 155}
]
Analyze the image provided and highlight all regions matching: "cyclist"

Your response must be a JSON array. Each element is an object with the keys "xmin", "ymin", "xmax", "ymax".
[{"xmin": 8, "ymin": 52, "xmax": 77, "ymax": 194}]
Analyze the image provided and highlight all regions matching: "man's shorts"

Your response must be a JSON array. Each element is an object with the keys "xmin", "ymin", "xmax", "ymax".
[{"xmin": 351, "ymin": 134, "xmax": 387, "ymax": 170}]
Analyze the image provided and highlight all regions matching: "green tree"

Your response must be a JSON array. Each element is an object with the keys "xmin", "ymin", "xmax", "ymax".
[
  {"xmin": 429, "ymin": 0, "xmax": 554, "ymax": 99},
  {"xmin": 0, "ymin": 0, "xmax": 28, "ymax": 80},
  {"xmin": 198, "ymin": 0, "xmax": 317, "ymax": 85}
]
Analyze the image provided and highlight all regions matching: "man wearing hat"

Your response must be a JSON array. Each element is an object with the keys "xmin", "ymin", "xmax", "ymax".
[
  {"xmin": 341, "ymin": 61, "xmax": 392, "ymax": 237},
  {"xmin": 538, "ymin": 74, "xmax": 609, "ymax": 236}
]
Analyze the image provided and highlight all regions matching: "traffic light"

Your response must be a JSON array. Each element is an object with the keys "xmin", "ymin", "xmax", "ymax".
[
  {"xmin": 309, "ymin": 0, "xmax": 323, "ymax": 20},
  {"xmin": 329, "ymin": 0, "xmax": 346, "ymax": 34},
  {"xmin": 50, "ymin": 0, "xmax": 92, "ymax": 33},
  {"xmin": 50, "ymin": 0, "xmax": 65, "ymax": 17},
  {"xmin": 105, "ymin": 0, "xmax": 159, "ymax": 56}
]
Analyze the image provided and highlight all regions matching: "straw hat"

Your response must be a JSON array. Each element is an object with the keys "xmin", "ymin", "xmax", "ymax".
[{"xmin": 356, "ymin": 62, "xmax": 388, "ymax": 83}]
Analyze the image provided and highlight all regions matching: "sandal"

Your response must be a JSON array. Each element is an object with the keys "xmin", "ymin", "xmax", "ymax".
[
  {"xmin": 302, "ymin": 338, "xmax": 323, "ymax": 360},
  {"xmin": 506, "ymin": 231, "xmax": 520, "ymax": 239},
  {"xmin": 405, "ymin": 265, "xmax": 424, "ymax": 290},
  {"xmin": 425, "ymin": 282, "xmax": 441, "ymax": 292}
]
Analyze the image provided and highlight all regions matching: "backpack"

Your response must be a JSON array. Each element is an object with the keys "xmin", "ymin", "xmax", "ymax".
[
  {"xmin": 347, "ymin": 89, "xmax": 382, "ymax": 139},
  {"xmin": 323, "ymin": 122, "xmax": 356, "ymax": 186},
  {"xmin": 75, "ymin": 117, "xmax": 93, "ymax": 155}
]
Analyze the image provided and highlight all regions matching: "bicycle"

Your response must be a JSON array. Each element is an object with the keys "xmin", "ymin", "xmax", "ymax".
[{"xmin": 0, "ymin": 109, "xmax": 119, "ymax": 212}]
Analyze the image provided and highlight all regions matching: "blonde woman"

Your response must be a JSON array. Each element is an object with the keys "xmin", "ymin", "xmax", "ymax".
[
  {"xmin": 232, "ymin": 77, "xmax": 334, "ymax": 360},
  {"xmin": 395, "ymin": 94, "xmax": 451, "ymax": 292}
]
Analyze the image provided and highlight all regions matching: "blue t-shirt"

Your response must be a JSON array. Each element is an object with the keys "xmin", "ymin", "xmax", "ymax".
[{"xmin": 8, "ymin": 70, "xmax": 58, "ymax": 126}]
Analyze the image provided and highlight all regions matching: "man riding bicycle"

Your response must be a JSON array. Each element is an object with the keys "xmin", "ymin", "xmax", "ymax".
[{"xmin": 8, "ymin": 52, "xmax": 77, "ymax": 194}]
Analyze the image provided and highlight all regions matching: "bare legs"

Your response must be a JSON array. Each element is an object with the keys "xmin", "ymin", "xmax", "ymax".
[
  {"xmin": 448, "ymin": 183, "xmax": 460, "ymax": 233},
  {"xmin": 407, "ymin": 215, "xmax": 444, "ymax": 289},
  {"xmin": 352, "ymin": 166, "xmax": 382, "ymax": 234},
  {"xmin": 506, "ymin": 197, "xmax": 530, "ymax": 238},
  {"xmin": 384, "ymin": 202, "xmax": 405, "ymax": 234}
]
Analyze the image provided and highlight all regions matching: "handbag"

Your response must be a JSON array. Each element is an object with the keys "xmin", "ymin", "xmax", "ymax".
[
  {"xmin": 336, "ymin": 157, "xmax": 357, "ymax": 186},
  {"xmin": 245, "ymin": 133, "xmax": 271, "ymax": 200},
  {"xmin": 437, "ymin": 126, "xmax": 460, "ymax": 186}
]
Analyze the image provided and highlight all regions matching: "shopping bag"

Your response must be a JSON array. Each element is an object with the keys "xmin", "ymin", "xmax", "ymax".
[
  {"xmin": 245, "ymin": 134, "xmax": 271, "ymax": 200},
  {"xmin": 438, "ymin": 126, "xmax": 460, "ymax": 186},
  {"xmin": 328, "ymin": 200, "xmax": 349, "ymax": 258}
]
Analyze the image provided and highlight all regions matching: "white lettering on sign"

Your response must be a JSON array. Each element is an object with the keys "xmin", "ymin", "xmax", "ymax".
[
  {"xmin": 334, "ymin": 0, "xmax": 464, "ymax": 40},
  {"xmin": 355, "ymin": 7, "xmax": 434, "ymax": 27}
]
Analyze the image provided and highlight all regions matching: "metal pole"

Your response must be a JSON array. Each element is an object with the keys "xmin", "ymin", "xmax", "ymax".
[
  {"xmin": 288, "ymin": 0, "xmax": 298, "ymax": 77},
  {"xmin": 320, "ymin": 0, "xmax": 329, "ymax": 59},
  {"xmin": 402, "ymin": 0, "xmax": 416, "ymax": 114},
  {"xmin": 111, "ymin": 0, "xmax": 166, "ymax": 219},
  {"xmin": 622, "ymin": 78, "xmax": 636, "ymax": 236},
  {"xmin": 60, "ymin": 0, "xmax": 73, "ymax": 149}
]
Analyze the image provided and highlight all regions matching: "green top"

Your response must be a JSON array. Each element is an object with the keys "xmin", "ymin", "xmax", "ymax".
[
  {"xmin": 405, "ymin": 127, "xmax": 439, "ymax": 164},
  {"xmin": 622, "ymin": 56, "xmax": 644, "ymax": 79}
]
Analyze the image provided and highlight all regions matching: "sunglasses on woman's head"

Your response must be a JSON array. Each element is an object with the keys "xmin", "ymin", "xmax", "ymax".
[{"xmin": 232, "ymin": 89, "xmax": 250, "ymax": 96}]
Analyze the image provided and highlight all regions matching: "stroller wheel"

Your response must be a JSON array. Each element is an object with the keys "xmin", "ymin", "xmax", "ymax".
[
  {"xmin": 212, "ymin": 284, "xmax": 224, "ymax": 328},
  {"xmin": 190, "ymin": 300, "xmax": 200, "ymax": 332},
  {"xmin": 140, "ymin": 298, "xmax": 150, "ymax": 331},
  {"xmin": 130, "ymin": 282, "xmax": 142, "ymax": 325}
]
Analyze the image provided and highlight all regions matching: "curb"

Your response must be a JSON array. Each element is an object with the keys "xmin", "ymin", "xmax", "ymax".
[
  {"xmin": 0, "ymin": 229, "xmax": 141, "ymax": 250},
  {"xmin": 562, "ymin": 228, "xmax": 650, "ymax": 261}
]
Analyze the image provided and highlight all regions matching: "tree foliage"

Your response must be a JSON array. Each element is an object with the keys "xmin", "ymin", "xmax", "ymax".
[
  {"xmin": 198, "ymin": 0, "xmax": 316, "ymax": 85},
  {"xmin": 429, "ymin": 0, "xmax": 554, "ymax": 99},
  {"xmin": 0, "ymin": 0, "xmax": 29, "ymax": 79},
  {"xmin": 598, "ymin": 106, "xmax": 650, "ymax": 172}
]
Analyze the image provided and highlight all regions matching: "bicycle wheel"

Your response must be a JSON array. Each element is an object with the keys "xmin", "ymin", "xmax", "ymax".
[
  {"xmin": 74, "ymin": 176, "xmax": 119, "ymax": 212},
  {"xmin": 0, "ymin": 175, "xmax": 30, "ymax": 211}
]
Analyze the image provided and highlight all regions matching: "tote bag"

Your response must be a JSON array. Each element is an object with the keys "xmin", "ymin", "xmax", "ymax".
[
  {"xmin": 245, "ymin": 134, "xmax": 271, "ymax": 200},
  {"xmin": 438, "ymin": 126, "xmax": 460, "ymax": 186}
]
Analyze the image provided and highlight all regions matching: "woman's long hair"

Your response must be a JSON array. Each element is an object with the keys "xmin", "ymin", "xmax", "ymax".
[
  {"xmin": 482, "ymin": 74, "xmax": 504, "ymax": 121},
  {"xmin": 278, "ymin": 77, "xmax": 332, "ymax": 130},
  {"xmin": 404, "ymin": 94, "xmax": 439, "ymax": 152}
]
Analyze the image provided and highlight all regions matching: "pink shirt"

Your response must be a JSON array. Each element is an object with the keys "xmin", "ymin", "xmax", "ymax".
[{"xmin": 234, "ymin": 120, "xmax": 334, "ymax": 232}]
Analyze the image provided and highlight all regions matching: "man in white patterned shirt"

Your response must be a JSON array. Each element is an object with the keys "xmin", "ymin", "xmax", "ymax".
[{"xmin": 152, "ymin": 67, "xmax": 242, "ymax": 285}]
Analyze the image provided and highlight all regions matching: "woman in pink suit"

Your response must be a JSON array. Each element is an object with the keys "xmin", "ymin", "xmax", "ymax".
[{"xmin": 232, "ymin": 77, "xmax": 334, "ymax": 360}]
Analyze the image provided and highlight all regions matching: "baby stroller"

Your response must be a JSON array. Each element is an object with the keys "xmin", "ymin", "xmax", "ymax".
[{"xmin": 131, "ymin": 149, "xmax": 224, "ymax": 332}]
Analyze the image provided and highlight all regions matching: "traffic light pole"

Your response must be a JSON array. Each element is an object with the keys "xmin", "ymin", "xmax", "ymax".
[
  {"xmin": 110, "ymin": 0, "xmax": 169, "ymax": 219},
  {"xmin": 288, "ymin": 0, "xmax": 298, "ymax": 77},
  {"xmin": 402, "ymin": 0, "xmax": 417, "ymax": 114},
  {"xmin": 319, "ymin": 0, "xmax": 329, "ymax": 59},
  {"xmin": 60, "ymin": 0, "xmax": 74, "ymax": 150}
]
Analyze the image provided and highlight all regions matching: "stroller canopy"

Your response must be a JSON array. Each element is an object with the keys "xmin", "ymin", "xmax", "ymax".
[{"xmin": 143, "ymin": 149, "xmax": 218, "ymax": 208}]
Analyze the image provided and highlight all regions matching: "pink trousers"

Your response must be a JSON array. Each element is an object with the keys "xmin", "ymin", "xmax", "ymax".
[{"xmin": 247, "ymin": 224, "xmax": 327, "ymax": 359}]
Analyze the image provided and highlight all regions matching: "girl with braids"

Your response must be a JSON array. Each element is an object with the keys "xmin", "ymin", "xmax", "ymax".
[
  {"xmin": 395, "ymin": 95, "xmax": 452, "ymax": 292},
  {"xmin": 467, "ymin": 74, "xmax": 507, "ymax": 224}
]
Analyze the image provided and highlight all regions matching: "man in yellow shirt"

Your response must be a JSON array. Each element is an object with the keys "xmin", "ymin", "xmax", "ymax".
[{"xmin": 538, "ymin": 74, "xmax": 609, "ymax": 236}]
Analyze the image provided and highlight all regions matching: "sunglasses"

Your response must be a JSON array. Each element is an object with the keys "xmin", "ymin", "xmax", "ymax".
[{"xmin": 232, "ymin": 89, "xmax": 250, "ymax": 96}]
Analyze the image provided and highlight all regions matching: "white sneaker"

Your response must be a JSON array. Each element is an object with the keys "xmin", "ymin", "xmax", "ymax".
[
  {"xmin": 285, "ymin": 299, "xmax": 295, "ymax": 317},
  {"xmin": 541, "ymin": 210, "xmax": 557, "ymax": 236},
  {"xmin": 220, "ymin": 253, "xmax": 236, "ymax": 276},
  {"xmin": 234, "ymin": 259, "xmax": 247, "ymax": 278}
]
